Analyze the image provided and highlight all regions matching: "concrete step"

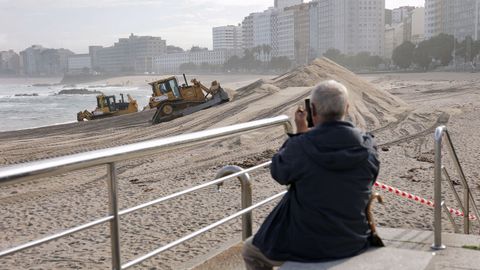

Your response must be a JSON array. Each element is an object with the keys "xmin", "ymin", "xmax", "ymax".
[
  {"xmin": 184, "ymin": 227, "xmax": 480, "ymax": 270},
  {"xmin": 381, "ymin": 227, "xmax": 480, "ymax": 270},
  {"xmin": 280, "ymin": 247, "xmax": 432, "ymax": 270}
]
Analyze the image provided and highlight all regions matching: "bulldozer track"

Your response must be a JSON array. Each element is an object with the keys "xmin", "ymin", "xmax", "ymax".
[
  {"xmin": 378, "ymin": 125, "xmax": 437, "ymax": 148},
  {"xmin": 404, "ymin": 82, "xmax": 479, "ymax": 104},
  {"xmin": 253, "ymin": 91, "xmax": 311, "ymax": 121},
  {"xmin": 377, "ymin": 112, "xmax": 449, "ymax": 147},
  {"xmin": 370, "ymin": 111, "xmax": 413, "ymax": 134}
]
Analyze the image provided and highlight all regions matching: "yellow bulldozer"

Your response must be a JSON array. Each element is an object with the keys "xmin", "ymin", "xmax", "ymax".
[
  {"xmin": 148, "ymin": 74, "xmax": 229, "ymax": 124},
  {"xmin": 77, "ymin": 94, "xmax": 138, "ymax": 121}
]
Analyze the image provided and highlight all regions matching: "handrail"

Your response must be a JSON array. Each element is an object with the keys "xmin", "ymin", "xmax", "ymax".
[
  {"xmin": 432, "ymin": 125, "xmax": 480, "ymax": 250},
  {"xmin": 0, "ymin": 115, "xmax": 292, "ymax": 269},
  {"xmin": 0, "ymin": 161, "xmax": 273, "ymax": 260},
  {"xmin": 215, "ymin": 165, "xmax": 254, "ymax": 240},
  {"xmin": 0, "ymin": 115, "xmax": 292, "ymax": 186}
]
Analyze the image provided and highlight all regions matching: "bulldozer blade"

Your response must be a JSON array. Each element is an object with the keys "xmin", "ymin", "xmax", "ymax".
[{"xmin": 152, "ymin": 92, "xmax": 229, "ymax": 125}]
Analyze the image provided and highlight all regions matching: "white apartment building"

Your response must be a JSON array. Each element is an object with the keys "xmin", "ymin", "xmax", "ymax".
[
  {"xmin": 241, "ymin": 2, "xmax": 317, "ymax": 63},
  {"xmin": 384, "ymin": 23, "xmax": 405, "ymax": 59},
  {"xmin": 354, "ymin": 0, "xmax": 385, "ymax": 56},
  {"xmin": 275, "ymin": 0, "xmax": 303, "ymax": 9},
  {"xmin": 155, "ymin": 50, "xmax": 235, "ymax": 74},
  {"xmin": 316, "ymin": 0, "xmax": 385, "ymax": 57},
  {"xmin": 0, "ymin": 50, "xmax": 21, "ymax": 74},
  {"xmin": 242, "ymin": 14, "xmax": 255, "ymax": 49},
  {"xmin": 425, "ymin": 0, "xmax": 443, "ymax": 39},
  {"xmin": 448, "ymin": 0, "xmax": 480, "ymax": 41},
  {"xmin": 95, "ymin": 34, "xmax": 166, "ymax": 73},
  {"xmin": 384, "ymin": 25, "xmax": 395, "ymax": 59},
  {"xmin": 411, "ymin": 7, "xmax": 425, "ymax": 43},
  {"xmin": 212, "ymin": 25, "xmax": 243, "ymax": 53},
  {"xmin": 252, "ymin": 8, "xmax": 279, "ymax": 54},
  {"xmin": 426, "ymin": 0, "xmax": 480, "ymax": 41},
  {"xmin": 276, "ymin": 8, "xmax": 296, "ymax": 60},
  {"xmin": 67, "ymin": 54, "xmax": 92, "ymax": 73},
  {"xmin": 309, "ymin": 2, "xmax": 320, "ymax": 59},
  {"xmin": 385, "ymin": 6, "xmax": 424, "ymax": 57},
  {"xmin": 392, "ymin": 6, "xmax": 415, "ymax": 24}
]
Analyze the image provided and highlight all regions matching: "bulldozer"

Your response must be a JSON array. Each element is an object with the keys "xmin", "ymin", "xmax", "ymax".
[
  {"xmin": 77, "ymin": 94, "xmax": 138, "ymax": 121},
  {"xmin": 148, "ymin": 74, "xmax": 229, "ymax": 124}
]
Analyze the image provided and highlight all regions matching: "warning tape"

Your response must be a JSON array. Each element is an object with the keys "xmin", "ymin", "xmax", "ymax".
[{"xmin": 374, "ymin": 182, "xmax": 477, "ymax": 221}]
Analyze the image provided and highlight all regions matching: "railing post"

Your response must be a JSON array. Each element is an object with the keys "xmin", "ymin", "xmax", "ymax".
[
  {"xmin": 107, "ymin": 163, "xmax": 122, "ymax": 269},
  {"xmin": 215, "ymin": 166, "xmax": 253, "ymax": 240},
  {"xmin": 444, "ymin": 130, "xmax": 480, "ymax": 233},
  {"xmin": 464, "ymin": 186, "xmax": 470, "ymax": 234},
  {"xmin": 432, "ymin": 126, "xmax": 446, "ymax": 250}
]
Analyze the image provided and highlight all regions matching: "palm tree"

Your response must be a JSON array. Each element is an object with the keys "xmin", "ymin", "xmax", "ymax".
[
  {"xmin": 252, "ymin": 46, "xmax": 262, "ymax": 61},
  {"xmin": 260, "ymin": 44, "xmax": 271, "ymax": 62}
]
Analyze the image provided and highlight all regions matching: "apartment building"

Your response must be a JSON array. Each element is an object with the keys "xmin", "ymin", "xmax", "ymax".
[
  {"xmin": 241, "ymin": 2, "xmax": 318, "ymax": 64},
  {"xmin": 95, "ymin": 33, "xmax": 166, "ymax": 73},
  {"xmin": 392, "ymin": 6, "xmax": 415, "ymax": 24},
  {"xmin": 384, "ymin": 23, "xmax": 405, "ymax": 59},
  {"xmin": 289, "ymin": 2, "xmax": 316, "ymax": 64},
  {"xmin": 19, "ymin": 45, "xmax": 73, "ymax": 76},
  {"xmin": 411, "ymin": 7, "xmax": 425, "ymax": 43},
  {"xmin": 448, "ymin": 0, "xmax": 480, "ymax": 41},
  {"xmin": 19, "ymin": 45, "xmax": 44, "ymax": 76},
  {"xmin": 67, "ymin": 54, "xmax": 92, "ymax": 74},
  {"xmin": 316, "ymin": 0, "xmax": 385, "ymax": 56},
  {"xmin": 276, "ymin": 8, "xmax": 295, "ymax": 60},
  {"xmin": 212, "ymin": 25, "xmax": 243, "ymax": 54},
  {"xmin": 242, "ymin": 14, "xmax": 255, "ymax": 50},
  {"xmin": 274, "ymin": 0, "xmax": 303, "ymax": 9},
  {"xmin": 384, "ymin": 25, "xmax": 396, "ymax": 59},
  {"xmin": 252, "ymin": 8, "xmax": 279, "ymax": 55},
  {"xmin": 426, "ymin": 0, "xmax": 480, "ymax": 41},
  {"xmin": 425, "ymin": 0, "xmax": 445, "ymax": 39},
  {"xmin": 0, "ymin": 50, "xmax": 21, "ymax": 74},
  {"xmin": 155, "ymin": 50, "xmax": 236, "ymax": 74}
]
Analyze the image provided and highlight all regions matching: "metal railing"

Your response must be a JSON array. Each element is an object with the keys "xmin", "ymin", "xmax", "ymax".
[
  {"xmin": 432, "ymin": 126, "xmax": 480, "ymax": 250},
  {"xmin": 0, "ymin": 115, "xmax": 292, "ymax": 269}
]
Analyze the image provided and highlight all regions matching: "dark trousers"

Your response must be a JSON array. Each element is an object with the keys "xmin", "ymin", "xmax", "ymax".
[{"xmin": 242, "ymin": 237, "xmax": 284, "ymax": 270}]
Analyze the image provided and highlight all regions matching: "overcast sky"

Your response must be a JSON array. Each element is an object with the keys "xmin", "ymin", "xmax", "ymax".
[{"xmin": 0, "ymin": 0, "xmax": 424, "ymax": 53}]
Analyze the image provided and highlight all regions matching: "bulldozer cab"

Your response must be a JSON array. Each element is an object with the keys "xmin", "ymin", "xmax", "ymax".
[
  {"xmin": 150, "ymin": 77, "xmax": 181, "ymax": 99},
  {"xmin": 97, "ymin": 95, "xmax": 117, "ymax": 112}
]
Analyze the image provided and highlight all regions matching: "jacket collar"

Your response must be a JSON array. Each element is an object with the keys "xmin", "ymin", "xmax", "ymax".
[{"xmin": 315, "ymin": 120, "xmax": 354, "ymax": 130}]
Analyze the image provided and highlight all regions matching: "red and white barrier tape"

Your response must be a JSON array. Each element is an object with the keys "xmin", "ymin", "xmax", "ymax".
[{"xmin": 374, "ymin": 182, "xmax": 477, "ymax": 221}]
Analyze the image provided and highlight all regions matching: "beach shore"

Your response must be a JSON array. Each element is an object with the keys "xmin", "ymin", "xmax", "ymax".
[{"xmin": 1, "ymin": 69, "xmax": 479, "ymax": 269}]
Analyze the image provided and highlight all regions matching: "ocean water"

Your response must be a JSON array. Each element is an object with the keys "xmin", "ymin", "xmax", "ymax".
[{"xmin": 0, "ymin": 82, "xmax": 152, "ymax": 132}]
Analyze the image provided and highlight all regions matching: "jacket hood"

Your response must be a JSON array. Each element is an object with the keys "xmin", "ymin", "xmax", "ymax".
[{"xmin": 301, "ymin": 121, "xmax": 372, "ymax": 170}]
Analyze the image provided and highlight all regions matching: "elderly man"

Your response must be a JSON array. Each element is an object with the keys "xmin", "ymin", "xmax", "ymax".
[{"xmin": 242, "ymin": 80, "xmax": 380, "ymax": 270}]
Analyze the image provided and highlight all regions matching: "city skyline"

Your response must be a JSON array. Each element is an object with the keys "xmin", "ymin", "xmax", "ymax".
[{"xmin": 0, "ymin": 0, "xmax": 424, "ymax": 53}]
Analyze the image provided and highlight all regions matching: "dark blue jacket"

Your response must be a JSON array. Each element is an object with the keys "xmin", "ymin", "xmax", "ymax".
[{"xmin": 252, "ymin": 121, "xmax": 380, "ymax": 262}]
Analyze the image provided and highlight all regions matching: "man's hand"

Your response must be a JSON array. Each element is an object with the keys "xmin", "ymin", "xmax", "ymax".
[{"xmin": 295, "ymin": 105, "xmax": 309, "ymax": 133}]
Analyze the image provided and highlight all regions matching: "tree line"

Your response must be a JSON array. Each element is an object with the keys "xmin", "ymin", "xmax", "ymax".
[
  {"xmin": 322, "ymin": 49, "xmax": 383, "ymax": 70},
  {"xmin": 393, "ymin": 34, "xmax": 480, "ymax": 70},
  {"xmin": 179, "ymin": 45, "xmax": 292, "ymax": 74}
]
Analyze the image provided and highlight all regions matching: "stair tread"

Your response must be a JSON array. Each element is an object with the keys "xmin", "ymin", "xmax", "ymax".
[{"xmin": 280, "ymin": 247, "xmax": 432, "ymax": 270}]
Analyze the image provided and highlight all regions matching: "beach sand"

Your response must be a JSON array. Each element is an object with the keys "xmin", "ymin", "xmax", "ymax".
[{"xmin": 1, "ymin": 63, "xmax": 480, "ymax": 269}]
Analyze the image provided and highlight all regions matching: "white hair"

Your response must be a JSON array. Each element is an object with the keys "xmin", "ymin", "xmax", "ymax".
[{"xmin": 310, "ymin": 80, "xmax": 349, "ymax": 121}]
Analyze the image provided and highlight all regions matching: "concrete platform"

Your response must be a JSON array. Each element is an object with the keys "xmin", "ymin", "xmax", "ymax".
[
  {"xmin": 280, "ymin": 247, "xmax": 432, "ymax": 270},
  {"xmin": 282, "ymin": 228, "xmax": 480, "ymax": 270},
  {"xmin": 380, "ymin": 228, "xmax": 480, "ymax": 270},
  {"xmin": 186, "ymin": 227, "xmax": 480, "ymax": 270}
]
